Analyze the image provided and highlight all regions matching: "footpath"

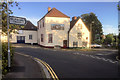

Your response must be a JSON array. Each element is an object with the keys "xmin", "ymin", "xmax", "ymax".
[{"xmin": 3, "ymin": 53, "xmax": 44, "ymax": 78}]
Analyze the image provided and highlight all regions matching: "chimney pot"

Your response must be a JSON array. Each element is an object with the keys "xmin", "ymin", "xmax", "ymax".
[
  {"xmin": 48, "ymin": 7, "xmax": 51, "ymax": 12},
  {"xmin": 72, "ymin": 16, "xmax": 77, "ymax": 20}
]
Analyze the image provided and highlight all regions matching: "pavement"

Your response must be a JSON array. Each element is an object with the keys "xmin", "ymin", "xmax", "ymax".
[
  {"xmin": 3, "ymin": 53, "xmax": 44, "ymax": 78},
  {"xmin": 13, "ymin": 44, "xmax": 120, "ymax": 78}
]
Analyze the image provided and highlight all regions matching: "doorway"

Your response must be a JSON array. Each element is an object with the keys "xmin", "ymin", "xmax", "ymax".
[
  {"xmin": 63, "ymin": 40, "xmax": 67, "ymax": 48},
  {"xmin": 17, "ymin": 36, "xmax": 25, "ymax": 43}
]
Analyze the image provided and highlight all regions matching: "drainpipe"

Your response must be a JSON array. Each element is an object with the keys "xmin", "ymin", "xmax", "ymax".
[{"xmin": 68, "ymin": 31, "xmax": 69, "ymax": 48}]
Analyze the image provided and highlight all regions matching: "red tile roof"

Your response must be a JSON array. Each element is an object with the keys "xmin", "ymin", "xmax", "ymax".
[
  {"xmin": 38, "ymin": 8, "xmax": 70, "ymax": 22},
  {"xmin": 46, "ymin": 8, "xmax": 70, "ymax": 18}
]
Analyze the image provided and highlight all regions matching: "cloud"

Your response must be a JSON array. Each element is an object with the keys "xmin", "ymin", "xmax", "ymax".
[{"xmin": 103, "ymin": 25, "xmax": 118, "ymax": 35}]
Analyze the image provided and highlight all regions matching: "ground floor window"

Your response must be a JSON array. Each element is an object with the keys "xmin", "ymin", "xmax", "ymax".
[
  {"xmin": 82, "ymin": 42, "xmax": 87, "ymax": 47},
  {"xmin": 73, "ymin": 42, "xmax": 78, "ymax": 47},
  {"xmin": 41, "ymin": 34, "xmax": 43, "ymax": 42},
  {"xmin": 29, "ymin": 35, "xmax": 32, "ymax": 40},
  {"xmin": 48, "ymin": 34, "xmax": 53, "ymax": 43}
]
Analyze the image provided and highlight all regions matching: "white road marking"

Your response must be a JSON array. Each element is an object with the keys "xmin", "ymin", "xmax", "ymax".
[{"xmin": 74, "ymin": 52, "xmax": 118, "ymax": 64}]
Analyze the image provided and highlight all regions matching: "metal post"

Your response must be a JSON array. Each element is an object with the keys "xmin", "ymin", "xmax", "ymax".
[{"xmin": 7, "ymin": 0, "xmax": 10, "ymax": 68}]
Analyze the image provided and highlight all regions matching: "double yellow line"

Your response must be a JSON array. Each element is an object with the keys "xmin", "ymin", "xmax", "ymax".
[
  {"xmin": 34, "ymin": 58, "xmax": 59, "ymax": 80},
  {"xmin": 16, "ymin": 52, "xmax": 59, "ymax": 80}
]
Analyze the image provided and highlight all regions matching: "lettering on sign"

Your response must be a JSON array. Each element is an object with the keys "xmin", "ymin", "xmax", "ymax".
[
  {"xmin": 51, "ymin": 24, "xmax": 64, "ymax": 30},
  {"xmin": 9, "ymin": 16, "xmax": 26, "ymax": 25}
]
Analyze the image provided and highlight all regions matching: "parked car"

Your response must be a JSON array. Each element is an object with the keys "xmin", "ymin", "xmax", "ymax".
[{"xmin": 91, "ymin": 44, "xmax": 102, "ymax": 48}]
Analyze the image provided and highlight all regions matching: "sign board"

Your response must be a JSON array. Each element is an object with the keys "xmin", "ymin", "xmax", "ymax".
[
  {"xmin": 51, "ymin": 24, "xmax": 64, "ymax": 30},
  {"xmin": 9, "ymin": 16, "xmax": 26, "ymax": 25}
]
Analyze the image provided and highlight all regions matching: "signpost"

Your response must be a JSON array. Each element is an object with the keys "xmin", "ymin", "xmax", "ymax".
[{"xmin": 7, "ymin": 13, "xmax": 26, "ymax": 68}]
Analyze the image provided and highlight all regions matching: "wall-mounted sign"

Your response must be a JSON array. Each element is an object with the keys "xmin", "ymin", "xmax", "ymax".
[
  {"xmin": 51, "ymin": 24, "xmax": 64, "ymax": 30},
  {"xmin": 9, "ymin": 16, "xmax": 26, "ymax": 25}
]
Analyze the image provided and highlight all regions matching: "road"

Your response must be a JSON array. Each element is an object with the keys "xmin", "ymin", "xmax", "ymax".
[{"xmin": 14, "ymin": 44, "xmax": 120, "ymax": 78}]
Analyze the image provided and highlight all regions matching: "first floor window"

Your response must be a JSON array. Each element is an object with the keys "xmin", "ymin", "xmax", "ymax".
[
  {"xmin": 48, "ymin": 34, "xmax": 53, "ymax": 43},
  {"xmin": 73, "ymin": 42, "xmax": 78, "ymax": 47},
  {"xmin": 41, "ymin": 34, "xmax": 43, "ymax": 42},
  {"xmin": 77, "ymin": 33, "xmax": 82, "ymax": 39},
  {"xmin": 29, "ymin": 35, "xmax": 32, "ymax": 40}
]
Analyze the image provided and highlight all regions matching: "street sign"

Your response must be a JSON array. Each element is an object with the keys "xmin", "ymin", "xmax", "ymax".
[{"xmin": 9, "ymin": 16, "xmax": 26, "ymax": 25}]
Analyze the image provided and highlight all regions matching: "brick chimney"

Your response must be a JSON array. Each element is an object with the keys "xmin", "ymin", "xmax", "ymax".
[
  {"xmin": 72, "ymin": 16, "xmax": 77, "ymax": 21},
  {"xmin": 48, "ymin": 7, "xmax": 51, "ymax": 12}
]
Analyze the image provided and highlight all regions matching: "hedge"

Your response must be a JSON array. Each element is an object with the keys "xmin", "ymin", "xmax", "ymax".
[{"xmin": 2, "ymin": 42, "xmax": 14, "ymax": 75}]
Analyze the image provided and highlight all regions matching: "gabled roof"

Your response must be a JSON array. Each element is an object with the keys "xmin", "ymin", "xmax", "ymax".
[
  {"xmin": 69, "ymin": 17, "xmax": 89, "ymax": 33},
  {"xmin": 38, "ymin": 8, "xmax": 70, "ymax": 22},
  {"xmin": 69, "ymin": 17, "xmax": 80, "ymax": 32},
  {"xmin": 21, "ymin": 21, "xmax": 37, "ymax": 31}
]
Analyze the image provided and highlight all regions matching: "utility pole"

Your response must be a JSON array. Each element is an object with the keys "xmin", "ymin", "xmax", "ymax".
[
  {"xmin": 7, "ymin": 0, "xmax": 10, "ymax": 68},
  {"xmin": 90, "ymin": 23, "xmax": 92, "ymax": 49},
  {"xmin": 90, "ymin": 21, "xmax": 94, "ymax": 49}
]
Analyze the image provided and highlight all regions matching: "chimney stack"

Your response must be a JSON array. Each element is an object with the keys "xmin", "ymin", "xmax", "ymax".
[
  {"xmin": 48, "ymin": 7, "xmax": 51, "ymax": 12},
  {"xmin": 72, "ymin": 16, "xmax": 77, "ymax": 21}
]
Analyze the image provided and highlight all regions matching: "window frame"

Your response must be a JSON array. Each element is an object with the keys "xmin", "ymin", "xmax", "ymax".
[
  {"xmin": 41, "ymin": 34, "xmax": 43, "ymax": 42},
  {"xmin": 48, "ymin": 34, "xmax": 53, "ymax": 43},
  {"xmin": 29, "ymin": 35, "xmax": 32, "ymax": 40}
]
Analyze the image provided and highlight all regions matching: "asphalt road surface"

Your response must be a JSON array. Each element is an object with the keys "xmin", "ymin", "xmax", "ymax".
[{"xmin": 14, "ymin": 44, "xmax": 120, "ymax": 78}]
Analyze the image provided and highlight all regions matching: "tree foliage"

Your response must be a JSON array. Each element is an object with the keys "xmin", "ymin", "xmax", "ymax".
[
  {"xmin": 118, "ymin": 1, "xmax": 120, "ymax": 11},
  {"xmin": 81, "ymin": 12, "xmax": 103, "ymax": 44},
  {"xmin": 104, "ymin": 34, "xmax": 115, "ymax": 45},
  {"xmin": 1, "ymin": 1, "xmax": 21, "ymax": 34}
]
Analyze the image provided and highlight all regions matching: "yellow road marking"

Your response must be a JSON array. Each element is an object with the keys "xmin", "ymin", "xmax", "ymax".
[
  {"xmin": 16, "ymin": 52, "xmax": 59, "ymax": 79},
  {"xmin": 44, "ymin": 61, "xmax": 59, "ymax": 80},
  {"xmin": 34, "ymin": 58, "xmax": 59, "ymax": 80}
]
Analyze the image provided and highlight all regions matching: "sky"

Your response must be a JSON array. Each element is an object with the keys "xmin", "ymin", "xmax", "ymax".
[{"xmin": 10, "ymin": 2, "xmax": 118, "ymax": 35}]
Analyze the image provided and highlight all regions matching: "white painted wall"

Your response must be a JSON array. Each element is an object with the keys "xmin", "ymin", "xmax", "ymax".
[
  {"xmin": 38, "ymin": 17, "xmax": 70, "ymax": 47},
  {"xmin": 69, "ymin": 18, "xmax": 90, "ymax": 48},
  {"xmin": 10, "ymin": 30, "xmax": 37, "ymax": 44},
  {"xmin": 37, "ymin": 18, "xmax": 46, "ymax": 46}
]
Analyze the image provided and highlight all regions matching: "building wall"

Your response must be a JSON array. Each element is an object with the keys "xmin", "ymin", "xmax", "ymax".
[
  {"xmin": 69, "ymin": 19, "xmax": 90, "ymax": 48},
  {"xmin": 37, "ymin": 18, "xmax": 46, "ymax": 46},
  {"xmin": 10, "ymin": 30, "xmax": 37, "ymax": 44},
  {"xmin": 38, "ymin": 17, "xmax": 70, "ymax": 47}
]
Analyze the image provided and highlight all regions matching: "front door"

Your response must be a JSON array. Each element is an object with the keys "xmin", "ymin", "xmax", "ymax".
[
  {"xmin": 63, "ymin": 40, "xmax": 67, "ymax": 48},
  {"xmin": 17, "ymin": 36, "xmax": 25, "ymax": 43}
]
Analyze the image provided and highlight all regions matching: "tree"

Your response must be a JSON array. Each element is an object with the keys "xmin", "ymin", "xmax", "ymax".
[
  {"xmin": 1, "ymin": 1, "xmax": 21, "ymax": 34},
  {"xmin": 81, "ymin": 12, "xmax": 103, "ymax": 44},
  {"xmin": 104, "ymin": 34, "xmax": 115, "ymax": 45}
]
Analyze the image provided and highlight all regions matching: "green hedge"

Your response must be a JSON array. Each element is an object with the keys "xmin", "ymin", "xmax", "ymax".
[{"xmin": 2, "ymin": 43, "xmax": 14, "ymax": 75}]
